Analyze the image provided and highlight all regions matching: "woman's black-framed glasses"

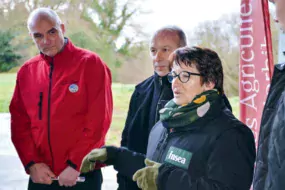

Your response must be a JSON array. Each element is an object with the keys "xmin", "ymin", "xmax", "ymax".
[{"xmin": 167, "ymin": 71, "xmax": 202, "ymax": 83}]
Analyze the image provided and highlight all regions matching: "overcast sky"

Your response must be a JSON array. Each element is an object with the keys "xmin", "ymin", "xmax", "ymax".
[
  {"xmin": 137, "ymin": 0, "xmax": 241, "ymax": 33},
  {"xmin": 117, "ymin": 0, "xmax": 241, "ymax": 45}
]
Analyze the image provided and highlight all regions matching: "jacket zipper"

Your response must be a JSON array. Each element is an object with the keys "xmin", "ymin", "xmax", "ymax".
[
  {"xmin": 157, "ymin": 132, "xmax": 169, "ymax": 162},
  {"xmin": 155, "ymin": 77, "xmax": 164, "ymax": 122},
  {"xmin": 38, "ymin": 92, "xmax": 43, "ymax": 120},
  {"xmin": 48, "ymin": 59, "xmax": 54, "ymax": 170},
  {"xmin": 153, "ymin": 130, "xmax": 170, "ymax": 162}
]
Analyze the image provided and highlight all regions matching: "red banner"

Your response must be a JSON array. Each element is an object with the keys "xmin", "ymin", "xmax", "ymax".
[{"xmin": 239, "ymin": 0, "xmax": 274, "ymax": 146}]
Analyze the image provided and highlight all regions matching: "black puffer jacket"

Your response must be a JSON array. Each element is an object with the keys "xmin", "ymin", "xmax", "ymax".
[
  {"xmin": 106, "ymin": 96, "xmax": 254, "ymax": 190},
  {"xmin": 253, "ymin": 63, "xmax": 285, "ymax": 190},
  {"xmin": 118, "ymin": 73, "xmax": 173, "ymax": 190}
]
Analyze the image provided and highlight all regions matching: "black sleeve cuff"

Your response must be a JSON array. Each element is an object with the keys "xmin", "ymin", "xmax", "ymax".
[
  {"xmin": 25, "ymin": 161, "xmax": 36, "ymax": 171},
  {"xmin": 104, "ymin": 146, "xmax": 120, "ymax": 165},
  {"xmin": 157, "ymin": 163, "xmax": 176, "ymax": 190},
  {"xmin": 67, "ymin": 160, "xmax": 77, "ymax": 169}
]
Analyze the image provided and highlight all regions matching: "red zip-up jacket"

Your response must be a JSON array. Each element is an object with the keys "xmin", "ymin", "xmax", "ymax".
[{"xmin": 10, "ymin": 39, "xmax": 113, "ymax": 176}]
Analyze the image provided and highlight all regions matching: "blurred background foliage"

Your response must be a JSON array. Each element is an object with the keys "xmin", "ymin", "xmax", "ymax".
[{"xmin": 0, "ymin": 0, "xmax": 279, "ymax": 94}]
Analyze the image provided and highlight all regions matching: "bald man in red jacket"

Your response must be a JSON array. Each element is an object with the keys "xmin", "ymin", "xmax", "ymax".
[{"xmin": 9, "ymin": 7, "xmax": 113, "ymax": 190}]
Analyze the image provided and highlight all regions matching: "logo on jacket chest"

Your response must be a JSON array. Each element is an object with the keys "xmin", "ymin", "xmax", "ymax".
[
  {"xmin": 165, "ymin": 146, "xmax": 192, "ymax": 169},
  {"xmin": 69, "ymin": 84, "xmax": 79, "ymax": 93}
]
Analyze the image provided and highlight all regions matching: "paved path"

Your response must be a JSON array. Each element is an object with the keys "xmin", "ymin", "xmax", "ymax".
[{"xmin": 0, "ymin": 114, "xmax": 118, "ymax": 190}]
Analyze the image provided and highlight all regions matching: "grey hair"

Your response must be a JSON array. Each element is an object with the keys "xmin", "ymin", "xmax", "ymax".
[
  {"xmin": 151, "ymin": 25, "xmax": 187, "ymax": 47},
  {"xmin": 27, "ymin": 7, "xmax": 62, "ymax": 31}
]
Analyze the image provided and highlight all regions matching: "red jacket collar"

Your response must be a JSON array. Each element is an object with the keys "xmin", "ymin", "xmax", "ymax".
[{"xmin": 40, "ymin": 38, "xmax": 75, "ymax": 65}]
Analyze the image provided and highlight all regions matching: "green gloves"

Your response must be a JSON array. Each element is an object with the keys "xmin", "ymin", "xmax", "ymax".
[
  {"xmin": 133, "ymin": 159, "xmax": 161, "ymax": 190},
  {"xmin": 80, "ymin": 148, "xmax": 107, "ymax": 173}
]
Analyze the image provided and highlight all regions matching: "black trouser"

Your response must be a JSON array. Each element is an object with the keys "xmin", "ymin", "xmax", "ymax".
[{"xmin": 28, "ymin": 169, "xmax": 103, "ymax": 190}]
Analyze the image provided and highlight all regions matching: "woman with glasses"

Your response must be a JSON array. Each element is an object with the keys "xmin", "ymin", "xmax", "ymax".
[{"xmin": 80, "ymin": 47, "xmax": 256, "ymax": 190}]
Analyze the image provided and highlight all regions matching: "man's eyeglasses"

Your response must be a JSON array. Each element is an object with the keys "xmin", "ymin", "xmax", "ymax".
[{"xmin": 167, "ymin": 71, "xmax": 202, "ymax": 83}]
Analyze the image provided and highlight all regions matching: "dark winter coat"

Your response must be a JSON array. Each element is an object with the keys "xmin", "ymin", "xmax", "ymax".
[
  {"xmin": 106, "ymin": 95, "xmax": 254, "ymax": 190},
  {"xmin": 118, "ymin": 73, "xmax": 173, "ymax": 190},
  {"xmin": 253, "ymin": 63, "xmax": 285, "ymax": 190}
]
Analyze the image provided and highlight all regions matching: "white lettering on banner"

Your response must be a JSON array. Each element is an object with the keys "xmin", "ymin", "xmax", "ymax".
[
  {"xmin": 240, "ymin": 1, "xmax": 272, "ymax": 145},
  {"xmin": 240, "ymin": 2, "xmax": 256, "ymax": 109},
  {"xmin": 240, "ymin": 3, "xmax": 252, "ymax": 17},
  {"xmin": 261, "ymin": 39, "xmax": 271, "ymax": 105},
  {"xmin": 241, "ymin": 35, "xmax": 254, "ymax": 48},
  {"xmin": 246, "ymin": 118, "xmax": 258, "ymax": 132},
  {"xmin": 240, "ymin": 2, "xmax": 258, "ymax": 140},
  {"xmin": 241, "ymin": 64, "xmax": 255, "ymax": 78},
  {"xmin": 241, "ymin": 49, "xmax": 254, "ymax": 62},
  {"xmin": 240, "ymin": 93, "xmax": 257, "ymax": 111},
  {"xmin": 240, "ymin": 25, "xmax": 253, "ymax": 31},
  {"xmin": 241, "ymin": 79, "xmax": 259, "ymax": 93}
]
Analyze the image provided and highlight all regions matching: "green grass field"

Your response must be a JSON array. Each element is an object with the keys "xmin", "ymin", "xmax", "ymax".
[
  {"xmin": 0, "ymin": 73, "xmax": 16, "ymax": 113},
  {"xmin": 0, "ymin": 73, "xmax": 239, "ymax": 145}
]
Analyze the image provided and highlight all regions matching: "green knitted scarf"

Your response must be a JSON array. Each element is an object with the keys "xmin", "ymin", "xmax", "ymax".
[{"xmin": 159, "ymin": 89, "xmax": 220, "ymax": 127}]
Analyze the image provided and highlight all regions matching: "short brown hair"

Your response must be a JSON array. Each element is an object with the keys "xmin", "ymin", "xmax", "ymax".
[{"xmin": 172, "ymin": 46, "xmax": 224, "ymax": 94}]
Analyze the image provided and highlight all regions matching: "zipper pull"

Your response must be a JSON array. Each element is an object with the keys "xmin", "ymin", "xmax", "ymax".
[
  {"xmin": 162, "ymin": 132, "xmax": 169, "ymax": 144},
  {"xmin": 38, "ymin": 92, "xmax": 43, "ymax": 120},
  {"xmin": 159, "ymin": 77, "xmax": 162, "ymax": 86},
  {"xmin": 158, "ymin": 131, "xmax": 169, "ymax": 149},
  {"xmin": 49, "ymin": 63, "xmax": 54, "ymax": 79}
]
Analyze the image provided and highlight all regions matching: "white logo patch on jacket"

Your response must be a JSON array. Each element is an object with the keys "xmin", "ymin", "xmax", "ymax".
[
  {"xmin": 165, "ymin": 146, "xmax": 192, "ymax": 169},
  {"xmin": 69, "ymin": 84, "xmax": 79, "ymax": 93}
]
